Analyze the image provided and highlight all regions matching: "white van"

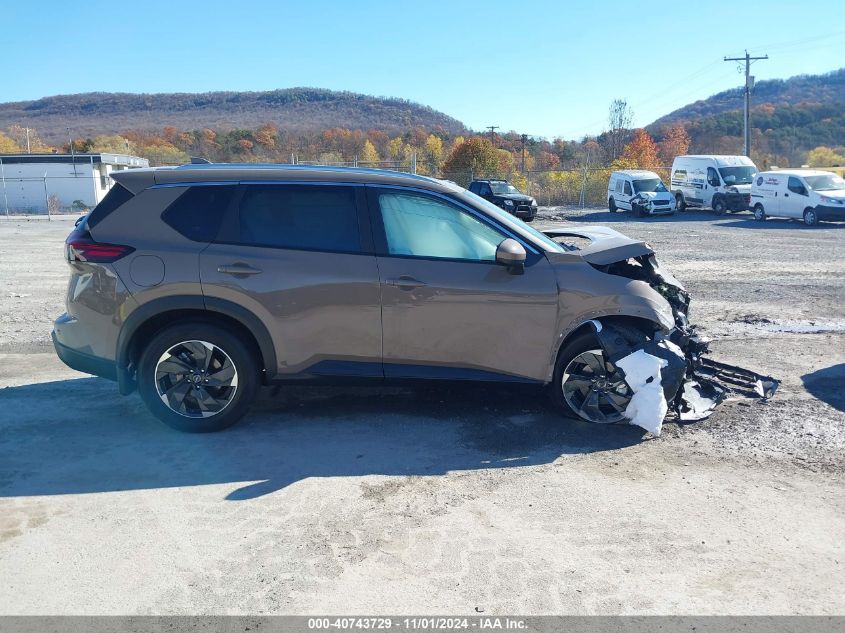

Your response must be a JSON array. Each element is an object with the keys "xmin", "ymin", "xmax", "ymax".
[
  {"xmin": 670, "ymin": 155, "xmax": 757, "ymax": 214},
  {"xmin": 750, "ymin": 169, "xmax": 845, "ymax": 226},
  {"xmin": 607, "ymin": 170, "xmax": 675, "ymax": 217}
]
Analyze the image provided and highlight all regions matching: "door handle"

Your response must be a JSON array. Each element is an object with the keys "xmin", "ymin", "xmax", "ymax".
[
  {"xmin": 784, "ymin": 193, "xmax": 789, "ymax": 197},
  {"xmin": 386, "ymin": 276, "xmax": 426, "ymax": 290},
  {"xmin": 217, "ymin": 263, "xmax": 263, "ymax": 277}
]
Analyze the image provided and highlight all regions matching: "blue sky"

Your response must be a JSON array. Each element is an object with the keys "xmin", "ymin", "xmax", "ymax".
[{"xmin": 4, "ymin": 0, "xmax": 843, "ymax": 139}]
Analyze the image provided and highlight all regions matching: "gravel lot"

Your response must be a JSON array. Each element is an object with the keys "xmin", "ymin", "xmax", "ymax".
[{"xmin": 0, "ymin": 210, "xmax": 843, "ymax": 615}]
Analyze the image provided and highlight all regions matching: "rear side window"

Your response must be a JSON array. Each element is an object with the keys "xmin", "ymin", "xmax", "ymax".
[
  {"xmin": 623, "ymin": 181, "xmax": 632, "ymax": 195},
  {"xmin": 238, "ymin": 185, "xmax": 360, "ymax": 253},
  {"xmin": 87, "ymin": 184, "xmax": 134, "ymax": 229},
  {"xmin": 162, "ymin": 185, "xmax": 236, "ymax": 242}
]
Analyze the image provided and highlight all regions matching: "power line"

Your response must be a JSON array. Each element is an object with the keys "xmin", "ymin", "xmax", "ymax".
[{"xmin": 724, "ymin": 50, "xmax": 768, "ymax": 157}]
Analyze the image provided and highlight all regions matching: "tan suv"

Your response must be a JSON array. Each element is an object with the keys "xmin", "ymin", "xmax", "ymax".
[{"xmin": 53, "ymin": 163, "xmax": 764, "ymax": 432}]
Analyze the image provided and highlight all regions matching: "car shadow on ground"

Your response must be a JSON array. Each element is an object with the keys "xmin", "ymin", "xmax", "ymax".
[
  {"xmin": 719, "ymin": 218, "xmax": 845, "ymax": 230},
  {"xmin": 0, "ymin": 377, "xmax": 645, "ymax": 501},
  {"xmin": 801, "ymin": 363, "xmax": 845, "ymax": 412},
  {"xmin": 552, "ymin": 210, "xmax": 743, "ymax": 224}
]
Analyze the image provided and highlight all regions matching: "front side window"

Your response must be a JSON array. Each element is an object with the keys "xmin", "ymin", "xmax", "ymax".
[
  {"xmin": 238, "ymin": 185, "xmax": 360, "ymax": 252},
  {"xmin": 707, "ymin": 167, "xmax": 721, "ymax": 187},
  {"xmin": 379, "ymin": 192, "xmax": 505, "ymax": 261},
  {"xmin": 787, "ymin": 177, "xmax": 807, "ymax": 196}
]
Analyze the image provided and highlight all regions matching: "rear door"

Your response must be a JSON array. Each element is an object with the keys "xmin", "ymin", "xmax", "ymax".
[
  {"xmin": 368, "ymin": 187, "xmax": 559, "ymax": 382},
  {"xmin": 199, "ymin": 183, "xmax": 383, "ymax": 377}
]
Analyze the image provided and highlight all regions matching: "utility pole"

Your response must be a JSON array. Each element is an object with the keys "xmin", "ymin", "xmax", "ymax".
[
  {"xmin": 25, "ymin": 127, "xmax": 31, "ymax": 154},
  {"xmin": 520, "ymin": 134, "xmax": 528, "ymax": 172},
  {"xmin": 67, "ymin": 127, "xmax": 78, "ymax": 177},
  {"xmin": 724, "ymin": 50, "xmax": 768, "ymax": 158},
  {"xmin": 486, "ymin": 125, "xmax": 499, "ymax": 145}
]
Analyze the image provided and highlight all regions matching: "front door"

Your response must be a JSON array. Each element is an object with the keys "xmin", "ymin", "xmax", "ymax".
[
  {"xmin": 200, "ymin": 183, "xmax": 383, "ymax": 377},
  {"xmin": 369, "ymin": 188, "xmax": 559, "ymax": 382}
]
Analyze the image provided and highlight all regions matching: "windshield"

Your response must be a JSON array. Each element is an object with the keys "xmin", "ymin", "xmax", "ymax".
[
  {"xmin": 804, "ymin": 174, "xmax": 845, "ymax": 192},
  {"xmin": 457, "ymin": 190, "xmax": 565, "ymax": 253},
  {"xmin": 718, "ymin": 166, "xmax": 756, "ymax": 185},
  {"xmin": 633, "ymin": 178, "xmax": 667, "ymax": 193},
  {"xmin": 489, "ymin": 181, "xmax": 522, "ymax": 195}
]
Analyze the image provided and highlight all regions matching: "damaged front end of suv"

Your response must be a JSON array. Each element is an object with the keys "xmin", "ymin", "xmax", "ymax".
[{"xmin": 545, "ymin": 226, "xmax": 778, "ymax": 434}]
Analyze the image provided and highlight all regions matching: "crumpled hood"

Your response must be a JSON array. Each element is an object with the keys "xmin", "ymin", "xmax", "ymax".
[{"xmin": 543, "ymin": 225, "xmax": 654, "ymax": 266}]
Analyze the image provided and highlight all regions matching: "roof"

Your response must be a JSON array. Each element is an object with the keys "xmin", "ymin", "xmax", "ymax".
[
  {"xmin": 760, "ymin": 169, "xmax": 837, "ymax": 177},
  {"xmin": 111, "ymin": 162, "xmax": 456, "ymax": 195},
  {"xmin": 611, "ymin": 170, "xmax": 660, "ymax": 179},
  {"xmin": 675, "ymin": 155, "xmax": 756, "ymax": 166},
  {"xmin": 0, "ymin": 153, "xmax": 149, "ymax": 167}
]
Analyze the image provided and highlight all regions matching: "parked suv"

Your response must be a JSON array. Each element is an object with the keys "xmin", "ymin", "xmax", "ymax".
[
  {"xmin": 468, "ymin": 179, "xmax": 538, "ymax": 221},
  {"xmin": 54, "ymin": 164, "xmax": 711, "ymax": 432}
]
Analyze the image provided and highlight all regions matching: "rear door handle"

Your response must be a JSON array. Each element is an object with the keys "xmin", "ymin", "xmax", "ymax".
[
  {"xmin": 386, "ymin": 276, "xmax": 426, "ymax": 290},
  {"xmin": 217, "ymin": 263, "xmax": 263, "ymax": 277}
]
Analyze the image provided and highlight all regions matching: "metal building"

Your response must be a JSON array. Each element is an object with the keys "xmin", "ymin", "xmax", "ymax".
[{"xmin": 0, "ymin": 153, "xmax": 149, "ymax": 214}]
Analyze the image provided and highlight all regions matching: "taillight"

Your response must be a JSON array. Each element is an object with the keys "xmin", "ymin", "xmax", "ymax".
[{"xmin": 65, "ymin": 229, "xmax": 134, "ymax": 263}]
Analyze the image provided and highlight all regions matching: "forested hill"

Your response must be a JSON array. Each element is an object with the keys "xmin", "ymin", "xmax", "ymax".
[
  {"xmin": 648, "ymin": 68, "xmax": 845, "ymax": 165},
  {"xmin": 0, "ymin": 88, "xmax": 467, "ymax": 144},
  {"xmin": 651, "ymin": 68, "xmax": 845, "ymax": 126}
]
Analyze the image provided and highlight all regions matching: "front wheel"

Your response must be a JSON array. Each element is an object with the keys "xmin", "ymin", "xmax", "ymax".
[
  {"xmin": 753, "ymin": 204, "xmax": 767, "ymax": 221},
  {"xmin": 550, "ymin": 333, "xmax": 632, "ymax": 424},
  {"xmin": 803, "ymin": 208, "xmax": 819, "ymax": 226},
  {"xmin": 137, "ymin": 322, "xmax": 260, "ymax": 432},
  {"xmin": 712, "ymin": 196, "xmax": 726, "ymax": 215}
]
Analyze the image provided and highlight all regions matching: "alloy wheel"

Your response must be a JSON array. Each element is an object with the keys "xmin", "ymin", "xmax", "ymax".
[
  {"xmin": 154, "ymin": 340, "xmax": 239, "ymax": 418},
  {"xmin": 561, "ymin": 349, "xmax": 631, "ymax": 424}
]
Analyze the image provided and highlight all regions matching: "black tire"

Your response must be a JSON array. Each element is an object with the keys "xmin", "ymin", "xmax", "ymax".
[
  {"xmin": 675, "ymin": 193, "xmax": 686, "ymax": 211},
  {"xmin": 608, "ymin": 197, "xmax": 618, "ymax": 212},
  {"xmin": 137, "ymin": 321, "xmax": 260, "ymax": 432},
  {"xmin": 753, "ymin": 204, "xmax": 767, "ymax": 222},
  {"xmin": 712, "ymin": 196, "xmax": 726, "ymax": 215},
  {"xmin": 803, "ymin": 207, "xmax": 819, "ymax": 226},
  {"xmin": 550, "ymin": 332, "xmax": 631, "ymax": 424}
]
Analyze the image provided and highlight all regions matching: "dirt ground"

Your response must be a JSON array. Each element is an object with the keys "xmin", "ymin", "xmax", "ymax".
[{"xmin": 0, "ymin": 210, "xmax": 843, "ymax": 615}]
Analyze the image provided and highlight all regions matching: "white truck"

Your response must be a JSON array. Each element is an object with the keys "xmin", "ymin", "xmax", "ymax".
[
  {"xmin": 670, "ymin": 155, "xmax": 757, "ymax": 214},
  {"xmin": 750, "ymin": 169, "xmax": 845, "ymax": 226},
  {"xmin": 607, "ymin": 170, "xmax": 675, "ymax": 217}
]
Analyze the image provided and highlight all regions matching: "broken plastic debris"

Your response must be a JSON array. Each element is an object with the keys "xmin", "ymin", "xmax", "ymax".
[{"xmin": 616, "ymin": 349, "xmax": 669, "ymax": 436}]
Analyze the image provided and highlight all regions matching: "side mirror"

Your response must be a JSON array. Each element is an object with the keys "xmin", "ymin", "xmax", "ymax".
[{"xmin": 496, "ymin": 238, "xmax": 526, "ymax": 274}]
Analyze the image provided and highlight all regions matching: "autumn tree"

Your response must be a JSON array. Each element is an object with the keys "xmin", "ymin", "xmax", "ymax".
[
  {"xmin": 0, "ymin": 131, "xmax": 19, "ymax": 153},
  {"xmin": 806, "ymin": 146, "xmax": 845, "ymax": 167},
  {"xmin": 89, "ymin": 134, "xmax": 136, "ymax": 154},
  {"xmin": 622, "ymin": 129, "xmax": 660, "ymax": 171},
  {"xmin": 419, "ymin": 134, "xmax": 443, "ymax": 175},
  {"xmin": 442, "ymin": 137, "xmax": 500, "ymax": 185},
  {"xmin": 657, "ymin": 124, "xmax": 690, "ymax": 166},
  {"xmin": 359, "ymin": 139, "xmax": 379, "ymax": 165},
  {"xmin": 255, "ymin": 123, "xmax": 278, "ymax": 149}
]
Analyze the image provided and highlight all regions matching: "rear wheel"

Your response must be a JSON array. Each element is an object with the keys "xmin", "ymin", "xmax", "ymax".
[
  {"xmin": 551, "ymin": 333, "xmax": 632, "ymax": 424},
  {"xmin": 803, "ymin": 208, "xmax": 819, "ymax": 226},
  {"xmin": 137, "ymin": 322, "xmax": 259, "ymax": 432},
  {"xmin": 712, "ymin": 196, "xmax": 726, "ymax": 215},
  {"xmin": 608, "ymin": 197, "xmax": 618, "ymax": 212},
  {"xmin": 753, "ymin": 204, "xmax": 767, "ymax": 221},
  {"xmin": 675, "ymin": 193, "xmax": 686, "ymax": 211}
]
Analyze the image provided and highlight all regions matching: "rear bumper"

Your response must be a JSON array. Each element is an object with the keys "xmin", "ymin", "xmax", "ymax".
[
  {"xmin": 52, "ymin": 330, "xmax": 116, "ymax": 381},
  {"xmin": 816, "ymin": 205, "xmax": 845, "ymax": 221}
]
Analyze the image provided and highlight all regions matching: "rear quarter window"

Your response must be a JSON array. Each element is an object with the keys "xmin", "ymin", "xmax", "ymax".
[
  {"xmin": 87, "ymin": 184, "xmax": 134, "ymax": 229},
  {"xmin": 161, "ymin": 185, "xmax": 236, "ymax": 242}
]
